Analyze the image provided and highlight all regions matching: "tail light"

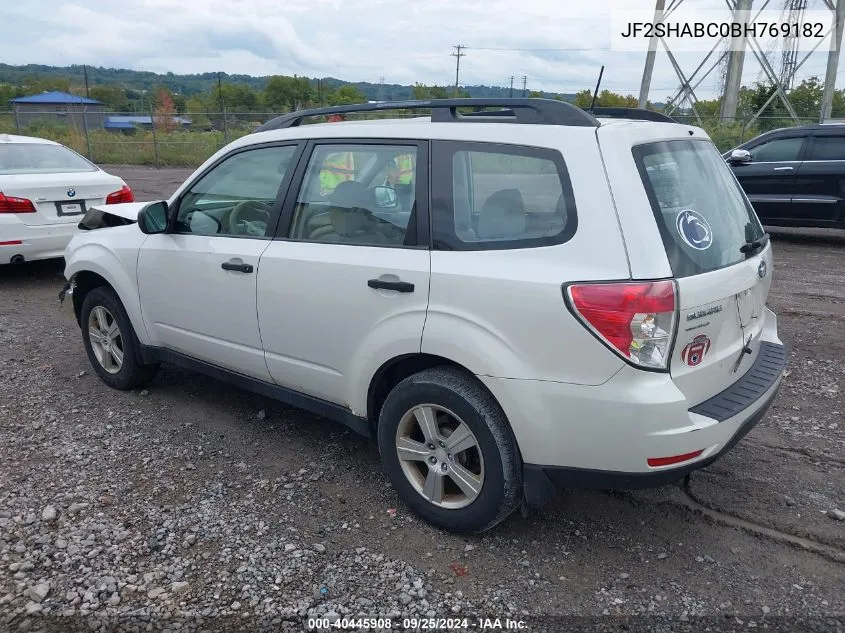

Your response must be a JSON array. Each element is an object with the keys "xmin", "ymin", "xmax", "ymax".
[
  {"xmin": 0, "ymin": 192, "xmax": 36, "ymax": 214},
  {"xmin": 566, "ymin": 280, "xmax": 677, "ymax": 370},
  {"xmin": 106, "ymin": 185, "xmax": 134, "ymax": 204}
]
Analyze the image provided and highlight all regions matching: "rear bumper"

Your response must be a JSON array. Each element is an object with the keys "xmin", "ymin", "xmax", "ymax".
[
  {"xmin": 519, "ymin": 341, "xmax": 787, "ymax": 507},
  {"xmin": 0, "ymin": 218, "xmax": 79, "ymax": 264}
]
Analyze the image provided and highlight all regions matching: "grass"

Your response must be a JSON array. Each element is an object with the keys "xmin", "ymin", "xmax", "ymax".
[{"xmin": 0, "ymin": 113, "xmax": 820, "ymax": 168}]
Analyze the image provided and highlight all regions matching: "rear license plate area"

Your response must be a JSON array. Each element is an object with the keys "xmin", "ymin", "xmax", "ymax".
[{"xmin": 56, "ymin": 201, "xmax": 86, "ymax": 217}]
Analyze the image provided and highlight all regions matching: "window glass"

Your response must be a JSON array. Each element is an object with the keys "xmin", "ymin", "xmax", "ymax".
[
  {"xmin": 431, "ymin": 141, "xmax": 576, "ymax": 250},
  {"xmin": 749, "ymin": 137, "xmax": 803, "ymax": 162},
  {"xmin": 174, "ymin": 145, "xmax": 296, "ymax": 237},
  {"xmin": 288, "ymin": 144, "xmax": 417, "ymax": 247},
  {"xmin": 0, "ymin": 143, "xmax": 97, "ymax": 174},
  {"xmin": 809, "ymin": 136, "xmax": 845, "ymax": 161},
  {"xmin": 634, "ymin": 139, "xmax": 765, "ymax": 279}
]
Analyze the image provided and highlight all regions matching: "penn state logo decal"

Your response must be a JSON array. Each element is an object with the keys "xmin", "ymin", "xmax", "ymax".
[
  {"xmin": 676, "ymin": 209, "xmax": 712, "ymax": 251},
  {"xmin": 681, "ymin": 334, "xmax": 712, "ymax": 367}
]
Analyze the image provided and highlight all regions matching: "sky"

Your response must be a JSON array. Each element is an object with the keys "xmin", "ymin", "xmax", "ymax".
[{"xmin": 1, "ymin": 0, "xmax": 842, "ymax": 100}]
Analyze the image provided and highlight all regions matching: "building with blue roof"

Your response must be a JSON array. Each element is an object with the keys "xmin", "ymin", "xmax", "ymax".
[
  {"xmin": 10, "ymin": 91, "xmax": 105, "ymax": 129},
  {"xmin": 104, "ymin": 115, "xmax": 192, "ymax": 132}
]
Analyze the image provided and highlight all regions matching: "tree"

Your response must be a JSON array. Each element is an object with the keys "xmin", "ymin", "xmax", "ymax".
[
  {"xmin": 153, "ymin": 88, "xmax": 177, "ymax": 132},
  {"xmin": 412, "ymin": 83, "xmax": 466, "ymax": 99},
  {"xmin": 264, "ymin": 75, "xmax": 313, "ymax": 112},
  {"xmin": 22, "ymin": 76, "xmax": 72, "ymax": 95},
  {"xmin": 211, "ymin": 82, "xmax": 263, "ymax": 112},
  {"xmin": 326, "ymin": 85, "xmax": 366, "ymax": 106},
  {"xmin": 89, "ymin": 85, "xmax": 130, "ymax": 111}
]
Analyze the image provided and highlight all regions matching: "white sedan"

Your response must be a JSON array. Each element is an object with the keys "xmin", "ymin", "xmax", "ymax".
[{"xmin": 0, "ymin": 134, "xmax": 133, "ymax": 265}]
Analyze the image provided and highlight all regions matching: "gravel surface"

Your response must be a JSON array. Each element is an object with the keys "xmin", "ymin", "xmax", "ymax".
[{"xmin": 0, "ymin": 166, "xmax": 843, "ymax": 632}]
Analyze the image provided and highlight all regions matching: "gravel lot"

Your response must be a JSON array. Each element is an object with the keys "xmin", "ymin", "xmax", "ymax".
[{"xmin": 1, "ymin": 165, "xmax": 843, "ymax": 632}]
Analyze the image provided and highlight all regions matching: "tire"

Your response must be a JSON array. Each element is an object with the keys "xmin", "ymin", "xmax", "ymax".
[
  {"xmin": 377, "ymin": 366, "xmax": 522, "ymax": 534},
  {"xmin": 80, "ymin": 286, "xmax": 159, "ymax": 390}
]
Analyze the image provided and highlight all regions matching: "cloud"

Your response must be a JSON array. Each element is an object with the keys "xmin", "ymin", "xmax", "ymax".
[{"xmin": 1, "ymin": 0, "xmax": 839, "ymax": 99}]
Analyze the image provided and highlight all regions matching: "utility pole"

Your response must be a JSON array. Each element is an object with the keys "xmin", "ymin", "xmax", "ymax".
[
  {"xmin": 522, "ymin": 75, "xmax": 528, "ymax": 97},
  {"xmin": 83, "ymin": 64, "xmax": 90, "ymax": 98},
  {"xmin": 509, "ymin": 76, "xmax": 514, "ymax": 98},
  {"xmin": 821, "ymin": 0, "xmax": 845, "ymax": 122},
  {"xmin": 452, "ymin": 45, "xmax": 466, "ymax": 96},
  {"xmin": 720, "ymin": 0, "xmax": 752, "ymax": 121},
  {"xmin": 217, "ymin": 72, "xmax": 228, "ymax": 143}
]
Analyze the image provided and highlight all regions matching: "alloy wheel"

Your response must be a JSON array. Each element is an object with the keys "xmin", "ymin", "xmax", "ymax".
[
  {"xmin": 395, "ymin": 404, "xmax": 484, "ymax": 509},
  {"xmin": 87, "ymin": 306, "xmax": 124, "ymax": 374}
]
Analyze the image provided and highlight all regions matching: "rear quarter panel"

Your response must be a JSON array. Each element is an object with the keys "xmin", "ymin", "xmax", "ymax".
[{"xmin": 423, "ymin": 126, "xmax": 630, "ymax": 385}]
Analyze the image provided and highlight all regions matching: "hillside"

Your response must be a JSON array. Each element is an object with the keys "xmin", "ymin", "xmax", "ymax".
[{"xmin": 0, "ymin": 63, "xmax": 578, "ymax": 103}]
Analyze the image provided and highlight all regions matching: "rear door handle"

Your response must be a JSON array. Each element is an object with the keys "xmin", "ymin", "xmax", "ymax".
[
  {"xmin": 368, "ymin": 279, "xmax": 415, "ymax": 293},
  {"xmin": 772, "ymin": 166, "xmax": 794, "ymax": 171},
  {"xmin": 221, "ymin": 260, "xmax": 254, "ymax": 273}
]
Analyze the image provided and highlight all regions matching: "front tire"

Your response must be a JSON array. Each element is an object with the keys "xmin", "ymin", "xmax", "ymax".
[
  {"xmin": 377, "ymin": 367, "xmax": 522, "ymax": 534},
  {"xmin": 80, "ymin": 286, "xmax": 159, "ymax": 390}
]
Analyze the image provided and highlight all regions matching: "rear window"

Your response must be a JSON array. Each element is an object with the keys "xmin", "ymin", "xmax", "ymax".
[
  {"xmin": 808, "ymin": 135, "xmax": 845, "ymax": 161},
  {"xmin": 430, "ymin": 140, "xmax": 577, "ymax": 250},
  {"xmin": 633, "ymin": 139, "xmax": 764, "ymax": 278},
  {"xmin": 0, "ymin": 143, "xmax": 98, "ymax": 175}
]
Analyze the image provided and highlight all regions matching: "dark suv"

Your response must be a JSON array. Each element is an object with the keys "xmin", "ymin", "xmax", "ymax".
[{"xmin": 724, "ymin": 124, "xmax": 845, "ymax": 229}]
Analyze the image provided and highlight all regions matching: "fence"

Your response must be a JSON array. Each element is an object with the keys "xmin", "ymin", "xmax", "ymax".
[{"xmin": 0, "ymin": 108, "xmax": 829, "ymax": 168}]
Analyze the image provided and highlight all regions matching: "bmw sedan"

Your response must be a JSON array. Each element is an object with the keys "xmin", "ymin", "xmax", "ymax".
[{"xmin": 0, "ymin": 134, "xmax": 133, "ymax": 265}]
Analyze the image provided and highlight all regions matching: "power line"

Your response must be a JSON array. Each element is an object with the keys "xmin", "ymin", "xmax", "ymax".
[{"xmin": 469, "ymin": 46, "xmax": 610, "ymax": 52}]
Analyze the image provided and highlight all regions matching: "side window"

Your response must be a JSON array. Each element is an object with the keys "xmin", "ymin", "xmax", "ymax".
[
  {"xmin": 174, "ymin": 145, "xmax": 297, "ymax": 237},
  {"xmin": 808, "ymin": 136, "xmax": 845, "ymax": 161},
  {"xmin": 431, "ymin": 141, "xmax": 577, "ymax": 250},
  {"xmin": 749, "ymin": 137, "xmax": 804, "ymax": 163},
  {"xmin": 288, "ymin": 144, "xmax": 418, "ymax": 247}
]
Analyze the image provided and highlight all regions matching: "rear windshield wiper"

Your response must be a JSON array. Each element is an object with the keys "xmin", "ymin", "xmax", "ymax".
[{"xmin": 740, "ymin": 232, "xmax": 770, "ymax": 257}]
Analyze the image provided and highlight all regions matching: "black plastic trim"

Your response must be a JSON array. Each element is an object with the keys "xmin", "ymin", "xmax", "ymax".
[
  {"xmin": 138, "ymin": 345, "xmax": 372, "ymax": 438},
  {"xmin": 690, "ymin": 341, "xmax": 787, "ymax": 422},
  {"xmin": 523, "ymin": 372, "xmax": 781, "ymax": 502},
  {"xmin": 254, "ymin": 99, "xmax": 600, "ymax": 132},
  {"xmin": 591, "ymin": 107, "xmax": 677, "ymax": 123}
]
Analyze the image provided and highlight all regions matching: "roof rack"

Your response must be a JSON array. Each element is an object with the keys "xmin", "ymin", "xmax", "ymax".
[
  {"xmin": 254, "ymin": 98, "xmax": 600, "ymax": 132},
  {"xmin": 590, "ymin": 107, "xmax": 677, "ymax": 123}
]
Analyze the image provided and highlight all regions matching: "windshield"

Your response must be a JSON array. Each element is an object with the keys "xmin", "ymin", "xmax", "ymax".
[
  {"xmin": 633, "ymin": 139, "xmax": 764, "ymax": 278},
  {"xmin": 0, "ymin": 143, "xmax": 98, "ymax": 175}
]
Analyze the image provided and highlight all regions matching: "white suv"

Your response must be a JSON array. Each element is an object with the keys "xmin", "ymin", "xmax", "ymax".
[{"xmin": 59, "ymin": 99, "xmax": 787, "ymax": 533}]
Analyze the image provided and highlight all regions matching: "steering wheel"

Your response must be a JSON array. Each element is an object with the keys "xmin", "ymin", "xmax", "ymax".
[{"xmin": 229, "ymin": 200, "xmax": 272, "ymax": 236}]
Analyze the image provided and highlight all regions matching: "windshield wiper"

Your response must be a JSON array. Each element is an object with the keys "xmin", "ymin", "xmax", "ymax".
[{"xmin": 740, "ymin": 232, "xmax": 770, "ymax": 257}]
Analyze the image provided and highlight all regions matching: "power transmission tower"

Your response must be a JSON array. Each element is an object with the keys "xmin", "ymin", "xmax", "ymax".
[
  {"xmin": 452, "ymin": 45, "xmax": 466, "ymax": 96},
  {"xmin": 781, "ymin": 0, "xmax": 808, "ymax": 89},
  {"xmin": 83, "ymin": 65, "xmax": 90, "ymax": 98},
  {"xmin": 509, "ymin": 76, "xmax": 514, "ymax": 98},
  {"xmin": 378, "ymin": 76, "xmax": 385, "ymax": 102},
  {"xmin": 522, "ymin": 75, "xmax": 528, "ymax": 97},
  {"xmin": 721, "ymin": 0, "xmax": 752, "ymax": 121}
]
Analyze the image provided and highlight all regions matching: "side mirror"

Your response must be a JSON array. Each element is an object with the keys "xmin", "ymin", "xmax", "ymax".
[
  {"xmin": 137, "ymin": 201, "xmax": 169, "ymax": 234},
  {"xmin": 728, "ymin": 149, "xmax": 752, "ymax": 164},
  {"xmin": 373, "ymin": 185, "xmax": 399, "ymax": 209}
]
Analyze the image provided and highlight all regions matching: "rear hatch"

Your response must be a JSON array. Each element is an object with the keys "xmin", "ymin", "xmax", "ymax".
[
  {"xmin": 631, "ymin": 138, "xmax": 772, "ymax": 405},
  {"xmin": 0, "ymin": 142, "xmax": 121, "ymax": 226}
]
